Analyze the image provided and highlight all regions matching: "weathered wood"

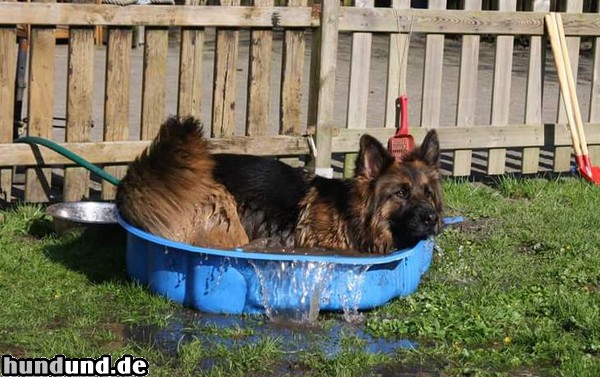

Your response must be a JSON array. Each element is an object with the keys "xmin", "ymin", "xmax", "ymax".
[
  {"xmin": 344, "ymin": 0, "xmax": 374, "ymax": 177},
  {"xmin": 1, "ymin": 124, "xmax": 598, "ymax": 168},
  {"xmin": 64, "ymin": 27, "xmax": 94, "ymax": 202},
  {"xmin": 280, "ymin": 0, "xmax": 307, "ymax": 136},
  {"xmin": 0, "ymin": 3, "xmax": 318, "ymax": 28},
  {"xmin": 313, "ymin": 0, "xmax": 339, "ymax": 175},
  {"xmin": 140, "ymin": 27, "xmax": 168, "ymax": 140},
  {"xmin": 487, "ymin": 0, "xmax": 516, "ymax": 175},
  {"xmin": 331, "ymin": 123, "xmax": 600, "ymax": 152},
  {"xmin": 420, "ymin": 0, "xmax": 446, "ymax": 128},
  {"xmin": 25, "ymin": 25, "xmax": 56, "ymax": 203},
  {"xmin": 3, "ymin": 3, "xmax": 600, "ymax": 37},
  {"xmin": 0, "ymin": 136, "xmax": 312, "ymax": 166},
  {"xmin": 246, "ymin": 0, "xmax": 274, "ymax": 136},
  {"xmin": 453, "ymin": 0, "xmax": 481, "ymax": 176},
  {"xmin": 554, "ymin": 0, "xmax": 583, "ymax": 172},
  {"xmin": 103, "ymin": 27, "xmax": 132, "ymax": 200},
  {"xmin": 384, "ymin": 0, "xmax": 410, "ymax": 129},
  {"xmin": 177, "ymin": 27, "xmax": 204, "ymax": 118},
  {"xmin": 212, "ymin": 0, "xmax": 240, "ymax": 137},
  {"xmin": 0, "ymin": 24, "xmax": 16, "ymax": 203},
  {"xmin": 522, "ymin": 0, "xmax": 550, "ymax": 174}
]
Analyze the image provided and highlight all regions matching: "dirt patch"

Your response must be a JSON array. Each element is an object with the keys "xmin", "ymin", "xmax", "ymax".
[{"xmin": 453, "ymin": 217, "xmax": 496, "ymax": 239}]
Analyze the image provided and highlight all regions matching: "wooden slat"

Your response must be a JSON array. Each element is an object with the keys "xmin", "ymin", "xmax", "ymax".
[
  {"xmin": 339, "ymin": 8, "xmax": 544, "ymax": 35},
  {"xmin": 177, "ymin": 27, "xmax": 204, "ymax": 118},
  {"xmin": 384, "ymin": 0, "xmax": 410, "ymax": 129},
  {"xmin": 245, "ymin": 0, "xmax": 273, "ymax": 136},
  {"xmin": 0, "ymin": 3, "xmax": 318, "ymax": 28},
  {"xmin": 522, "ymin": 0, "xmax": 550, "ymax": 174},
  {"xmin": 312, "ymin": 0, "xmax": 339, "ymax": 175},
  {"xmin": 211, "ymin": 0, "xmax": 240, "ymax": 137},
  {"xmin": 343, "ymin": 0, "xmax": 374, "ymax": 178},
  {"xmin": 0, "ymin": 24, "xmax": 17, "ymax": 203},
  {"xmin": 25, "ymin": 25, "xmax": 55, "ymax": 203},
  {"xmin": 102, "ymin": 27, "xmax": 131, "ymax": 200},
  {"xmin": 1, "ymin": 136, "xmax": 311, "ymax": 166},
  {"xmin": 420, "ymin": 0, "xmax": 446, "ymax": 128},
  {"xmin": 587, "ymin": 2, "xmax": 600, "ymax": 167},
  {"xmin": 487, "ymin": 0, "xmax": 516, "ymax": 175},
  {"xmin": 2, "ymin": 124, "xmax": 598, "ymax": 167},
  {"xmin": 2, "ymin": 4, "xmax": 600, "ymax": 37},
  {"xmin": 332, "ymin": 124, "xmax": 600, "ymax": 153},
  {"xmin": 453, "ymin": 0, "xmax": 481, "ymax": 176},
  {"xmin": 280, "ymin": 0, "xmax": 307, "ymax": 135},
  {"xmin": 64, "ymin": 27, "xmax": 94, "ymax": 202},
  {"xmin": 554, "ymin": 0, "xmax": 583, "ymax": 173},
  {"xmin": 140, "ymin": 27, "xmax": 168, "ymax": 140}
]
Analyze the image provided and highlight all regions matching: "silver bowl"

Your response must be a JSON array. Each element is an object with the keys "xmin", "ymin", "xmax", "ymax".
[{"xmin": 46, "ymin": 201, "xmax": 118, "ymax": 236}]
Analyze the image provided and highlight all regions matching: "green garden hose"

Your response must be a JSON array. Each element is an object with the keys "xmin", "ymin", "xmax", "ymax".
[{"xmin": 15, "ymin": 136, "xmax": 122, "ymax": 186}]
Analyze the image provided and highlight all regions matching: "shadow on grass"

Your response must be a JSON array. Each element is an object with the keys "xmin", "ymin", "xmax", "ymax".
[{"xmin": 40, "ymin": 224, "xmax": 129, "ymax": 284}]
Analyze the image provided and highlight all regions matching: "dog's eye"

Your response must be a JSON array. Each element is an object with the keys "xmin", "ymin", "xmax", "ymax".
[
  {"xmin": 424, "ymin": 186, "xmax": 433, "ymax": 198},
  {"xmin": 394, "ymin": 185, "xmax": 411, "ymax": 199}
]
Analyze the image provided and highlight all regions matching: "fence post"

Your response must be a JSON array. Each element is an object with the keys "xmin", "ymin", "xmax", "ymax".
[
  {"xmin": 308, "ymin": 0, "xmax": 338, "ymax": 177},
  {"xmin": 0, "ymin": 0, "xmax": 17, "ymax": 204},
  {"xmin": 522, "ymin": 0, "xmax": 550, "ymax": 174},
  {"xmin": 554, "ymin": 0, "xmax": 583, "ymax": 172},
  {"xmin": 25, "ymin": 0, "xmax": 56, "ymax": 203}
]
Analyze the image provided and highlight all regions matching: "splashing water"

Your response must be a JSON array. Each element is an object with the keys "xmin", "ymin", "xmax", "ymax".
[{"xmin": 248, "ymin": 259, "xmax": 373, "ymax": 323}]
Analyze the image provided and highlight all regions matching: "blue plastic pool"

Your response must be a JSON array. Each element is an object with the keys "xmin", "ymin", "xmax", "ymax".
[{"xmin": 118, "ymin": 213, "xmax": 441, "ymax": 315}]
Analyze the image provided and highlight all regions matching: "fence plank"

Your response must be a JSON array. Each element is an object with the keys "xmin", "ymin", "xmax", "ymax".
[
  {"xmin": 332, "ymin": 124, "xmax": 600, "ymax": 152},
  {"xmin": 487, "ymin": 0, "xmax": 516, "ymax": 175},
  {"xmin": 0, "ymin": 3, "xmax": 317, "ymax": 28},
  {"xmin": 1, "ymin": 124, "xmax": 598, "ymax": 167},
  {"xmin": 311, "ymin": 0, "xmax": 339, "ymax": 176},
  {"xmin": 344, "ymin": 0, "xmax": 374, "ymax": 178},
  {"xmin": 384, "ymin": 0, "xmax": 410, "ymax": 129},
  {"xmin": 64, "ymin": 27, "xmax": 94, "ymax": 202},
  {"xmin": 554, "ymin": 0, "xmax": 584, "ymax": 172},
  {"xmin": 420, "ymin": 0, "xmax": 446, "ymax": 129},
  {"xmin": 212, "ymin": 0, "xmax": 240, "ymax": 137},
  {"xmin": 0, "ymin": 24, "xmax": 16, "ymax": 203},
  {"xmin": 0, "ymin": 137, "xmax": 311, "ymax": 166},
  {"xmin": 246, "ymin": 0, "xmax": 274, "ymax": 136},
  {"xmin": 141, "ymin": 27, "xmax": 168, "ymax": 140},
  {"xmin": 25, "ymin": 25, "xmax": 55, "ymax": 202},
  {"xmin": 522, "ymin": 0, "xmax": 550, "ymax": 174},
  {"xmin": 453, "ymin": 0, "xmax": 481, "ymax": 176},
  {"xmin": 178, "ymin": 27, "xmax": 204, "ymax": 118},
  {"xmin": 280, "ymin": 0, "xmax": 307, "ymax": 136},
  {"xmin": 588, "ymin": 2, "xmax": 600, "ymax": 167},
  {"xmin": 102, "ymin": 27, "xmax": 132, "ymax": 200}
]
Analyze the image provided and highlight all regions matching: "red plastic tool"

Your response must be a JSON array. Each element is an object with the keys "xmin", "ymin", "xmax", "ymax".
[{"xmin": 387, "ymin": 95, "xmax": 415, "ymax": 162}]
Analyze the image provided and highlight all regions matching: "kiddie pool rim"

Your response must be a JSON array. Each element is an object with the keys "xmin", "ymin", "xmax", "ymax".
[{"xmin": 116, "ymin": 212, "xmax": 432, "ymax": 265}]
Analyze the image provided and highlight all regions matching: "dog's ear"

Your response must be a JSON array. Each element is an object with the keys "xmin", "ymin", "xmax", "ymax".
[
  {"xmin": 416, "ymin": 130, "xmax": 440, "ymax": 166},
  {"xmin": 355, "ymin": 134, "xmax": 395, "ymax": 179}
]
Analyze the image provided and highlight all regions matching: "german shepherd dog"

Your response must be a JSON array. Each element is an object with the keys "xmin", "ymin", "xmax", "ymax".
[{"xmin": 116, "ymin": 116, "xmax": 443, "ymax": 254}]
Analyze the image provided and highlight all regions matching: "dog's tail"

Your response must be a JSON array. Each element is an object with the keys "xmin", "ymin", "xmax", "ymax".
[{"xmin": 116, "ymin": 116, "xmax": 215, "ymax": 241}]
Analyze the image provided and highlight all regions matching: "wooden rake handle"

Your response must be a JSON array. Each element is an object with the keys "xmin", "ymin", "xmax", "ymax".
[{"xmin": 545, "ymin": 13, "xmax": 583, "ymax": 157}]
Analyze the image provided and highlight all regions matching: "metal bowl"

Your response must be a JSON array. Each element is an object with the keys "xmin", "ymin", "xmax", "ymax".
[{"xmin": 46, "ymin": 201, "xmax": 119, "ymax": 237}]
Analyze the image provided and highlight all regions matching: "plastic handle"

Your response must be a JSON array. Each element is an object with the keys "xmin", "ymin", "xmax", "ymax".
[{"xmin": 397, "ymin": 95, "xmax": 409, "ymax": 136}]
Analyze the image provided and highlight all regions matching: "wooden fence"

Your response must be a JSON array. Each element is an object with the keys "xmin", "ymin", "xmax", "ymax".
[{"xmin": 0, "ymin": 0, "xmax": 599, "ymax": 204}]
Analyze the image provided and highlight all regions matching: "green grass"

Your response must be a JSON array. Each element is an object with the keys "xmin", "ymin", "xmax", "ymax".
[{"xmin": 0, "ymin": 177, "xmax": 599, "ymax": 376}]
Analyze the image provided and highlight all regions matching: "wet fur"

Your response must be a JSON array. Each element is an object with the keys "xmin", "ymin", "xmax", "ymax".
[{"xmin": 117, "ymin": 116, "xmax": 443, "ymax": 254}]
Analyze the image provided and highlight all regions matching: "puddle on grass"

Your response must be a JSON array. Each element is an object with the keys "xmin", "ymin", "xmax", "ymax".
[{"xmin": 126, "ymin": 309, "xmax": 415, "ymax": 367}]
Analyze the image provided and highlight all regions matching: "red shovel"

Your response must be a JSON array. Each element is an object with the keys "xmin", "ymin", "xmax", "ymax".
[
  {"xmin": 388, "ymin": 95, "xmax": 415, "ymax": 162},
  {"xmin": 546, "ymin": 13, "xmax": 600, "ymax": 185}
]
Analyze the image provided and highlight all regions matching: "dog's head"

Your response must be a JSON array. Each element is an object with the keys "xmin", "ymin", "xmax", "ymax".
[{"xmin": 352, "ymin": 130, "xmax": 443, "ymax": 252}]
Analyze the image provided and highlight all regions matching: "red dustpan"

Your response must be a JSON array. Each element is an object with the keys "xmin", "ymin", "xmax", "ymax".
[{"xmin": 388, "ymin": 95, "xmax": 414, "ymax": 162}]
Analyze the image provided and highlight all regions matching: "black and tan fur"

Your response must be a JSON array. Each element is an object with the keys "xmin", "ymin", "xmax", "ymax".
[{"xmin": 117, "ymin": 116, "xmax": 443, "ymax": 254}]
